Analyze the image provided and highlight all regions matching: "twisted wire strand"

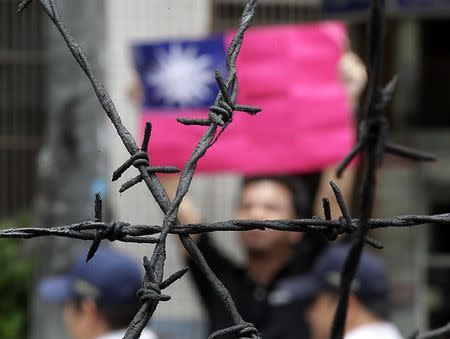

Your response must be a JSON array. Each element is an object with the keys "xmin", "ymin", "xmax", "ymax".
[
  {"xmin": 331, "ymin": 2, "xmax": 387, "ymax": 338},
  {"xmin": 3, "ymin": 212, "xmax": 450, "ymax": 240},
  {"xmin": 4, "ymin": 190, "xmax": 450, "ymax": 241}
]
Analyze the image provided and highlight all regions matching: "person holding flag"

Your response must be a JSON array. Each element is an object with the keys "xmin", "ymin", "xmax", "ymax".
[
  {"xmin": 130, "ymin": 21, "xmax": 367, "ymax": 339},
  {"xmin": 129, "ymin": 22, "xmax": 366, "ymax": 216}
]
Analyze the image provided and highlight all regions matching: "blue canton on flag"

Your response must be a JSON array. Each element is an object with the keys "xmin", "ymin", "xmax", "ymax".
[{"xmin": 132, "ymin": 36, "xmax": 227, "ymax": 110}]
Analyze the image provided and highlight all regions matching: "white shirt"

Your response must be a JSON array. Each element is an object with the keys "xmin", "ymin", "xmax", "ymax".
[
  {"xmin": 345, "ymin": 322, "xmax": 403, "ymax": 339},
  {"xmin": 97, "ymin": 328, "xmax": 157, "ymax": 339}
]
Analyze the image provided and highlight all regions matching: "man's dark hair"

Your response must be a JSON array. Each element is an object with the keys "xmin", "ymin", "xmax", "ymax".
[
  {"xmin": 242, "ymin": 175, "xmax": 314, "ymax": 218},
  {"xmin": 97, "ymin": 300, "xmax": 141, "ymax": 330},
  {"xmin": 360, "ymin": 297, "xmax": 389, "ymax": 320},
  {"xmin": 71, "ymin": 296, "xmax": 141, "ymax": 330}
]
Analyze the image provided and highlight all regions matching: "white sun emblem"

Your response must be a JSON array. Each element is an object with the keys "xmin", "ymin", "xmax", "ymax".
[{"xmin": 147, "ymin": 44, "xmax": 215, "ymax": 106}]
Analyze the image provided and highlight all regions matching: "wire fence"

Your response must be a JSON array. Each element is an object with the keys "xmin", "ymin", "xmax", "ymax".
[{"xmin": 1, "ymin": 0, "xmax": 449, "ymax": 338}]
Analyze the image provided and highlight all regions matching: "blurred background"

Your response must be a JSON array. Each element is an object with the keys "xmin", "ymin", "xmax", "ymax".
[{"xmin": 1, "ymin": 0, "xmax": 450, "ymax": 338}]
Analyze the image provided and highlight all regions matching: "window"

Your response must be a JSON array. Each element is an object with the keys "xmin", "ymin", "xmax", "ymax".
[
  {"xmin": 0, "ymin": 0, "xmax": 46, "ymax": 217},
  {"xmin": 416, "ymin": 20, "xmax": 450, "ymax": 126},
  {"xmin": 212, "ymin": 0, "xmax": 321, "ymax": 32}
]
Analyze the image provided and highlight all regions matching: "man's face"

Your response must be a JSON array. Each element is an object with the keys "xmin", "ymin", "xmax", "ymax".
[
  {"xmin": 63, "ymin": 299, "xmax": 102, "ymax": 339},
  {"xmin": 63, "ymin": 301, "xmax": 86, "ymax": 339},
  {"xmin": 236, "ymin": 180, "xmax": 300, "ymax": 255},
  {"xmin": 307, "ymin": 292, "xmax": 338, "ymax": 339}
]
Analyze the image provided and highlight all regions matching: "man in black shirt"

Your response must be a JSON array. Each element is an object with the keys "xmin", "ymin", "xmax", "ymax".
[
  {"xmin": 159, "ymin": 49, "xmax": 365, "ymax": 339},
  {"xmin": 178, "ymin": 176, "xmax": 325, "ymax": 339}
]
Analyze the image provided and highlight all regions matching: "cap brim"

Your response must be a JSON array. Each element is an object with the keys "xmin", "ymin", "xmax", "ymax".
[
  {"xmin": 38, "ymin": 276, "xmax": 74, "ymax": 302},
  {"xmin": 282, "ymin": 275, "xmax": 321, "ymax": 301}
]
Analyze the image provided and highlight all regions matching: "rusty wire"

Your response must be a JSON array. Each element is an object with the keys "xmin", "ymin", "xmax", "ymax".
[
  {"xmin": 4, "ymin": 186, "xmax": 450, "ymax": 243},
  {"xmin": 331, "ymin": 1, "xmax": 435, "ymax": 339},
  {"xmin": 2, "ymin": 0, "xmax": 449, "ymax": 338},
  {"xmin": 3, "ymin": 210, "xmax": 450, "ymax": 241}
]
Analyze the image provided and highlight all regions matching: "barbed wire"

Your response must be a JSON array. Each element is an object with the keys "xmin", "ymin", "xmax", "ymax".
[
  {"xmin": 4, "ymin": 0, "xmax": 449, "ymax": 339},
  {"xmin": 3, "ymin": 210, "xmax": 450, "ymax": 241},
  {"xmin": 331, "ymin": 1, "xmax": 435, "ymax": 339},
  {"xmin": 3, "ymin": 185, "xmax": 450, "ymax": 243}
]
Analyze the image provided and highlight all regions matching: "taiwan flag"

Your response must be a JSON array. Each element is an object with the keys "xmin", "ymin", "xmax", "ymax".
[{"xmin": 132, "ymin": 22, "xmax": 355, "ymax": 175}]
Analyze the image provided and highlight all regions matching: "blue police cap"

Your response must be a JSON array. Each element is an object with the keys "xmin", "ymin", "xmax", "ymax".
[
  {"xmin": 271, "ymin": 244, "xmax": 388, "ymax": 307},
  {"xmin": 38, "ymin": 246, "xmax": 142, "ymax": 304}
]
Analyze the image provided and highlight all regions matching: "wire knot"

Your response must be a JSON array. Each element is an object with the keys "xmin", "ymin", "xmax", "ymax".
[
  {"xmin": 132, "ymin": 151, "xmax": 150, "ymax": 168},
  {"xmin": 359, "ymin": 116, "xmax": 388, "ymax": 142},
  {"xmin": 177, "ymin": 70, "xmax": 261, "ymax": 127},
  {"xmin": 338, "ymin": 216, "xmax": 352, "ymax": 234},
  {"xmin": 137, "ymin": 282, "xmax": 171, "ymax": 303},
  {"xmin": 112, "ymin": 123, "xmax": 180, "ymax": 194},
  {"xmin": 209, "ymin": 98, "xmax": 234, "ymax": 127},
  {"xmin": 102, "ymin": 221, "xmax": 127, "ymax": 242},
  {"xmin": 209, "ymin": 322, "xmax": 259, "ymax": 339},
  {"xmin": 112, "ymin": 151, "xmax": 150, "ymax": 182},
  {"xmin": 86, "ymin": 222, "xmax": 129, "ymax": 262},
  {"xmin": 137, "ymin": 266, "xmax": 189, "ymax": 306}
]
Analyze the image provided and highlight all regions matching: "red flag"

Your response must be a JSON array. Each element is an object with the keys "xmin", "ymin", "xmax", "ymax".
[{"xmin": 133, "ymin": 21, "xmax": 355, "ymax": 175}]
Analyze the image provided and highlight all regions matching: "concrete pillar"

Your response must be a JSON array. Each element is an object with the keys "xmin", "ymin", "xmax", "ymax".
[{"xmin": 31, "ymin": 1, "xmax": 106, "ymax": 338}]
